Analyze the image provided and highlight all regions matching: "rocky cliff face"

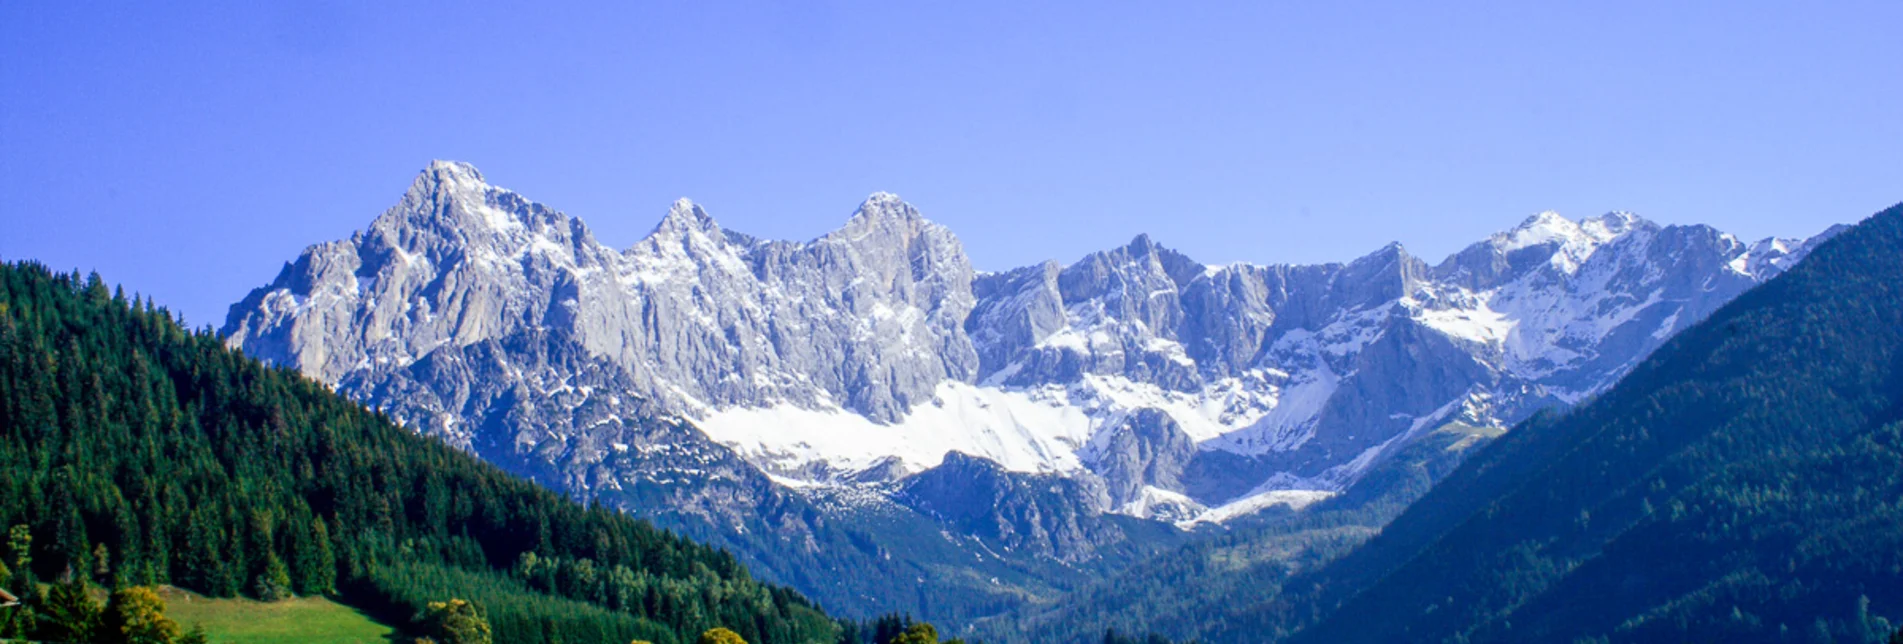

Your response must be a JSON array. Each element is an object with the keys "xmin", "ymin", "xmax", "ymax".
[
  {"xmin": 224, "ymin": 160, "xmax": 1837, "ymax": 545},
  {"xmin": 900, "ymin": 452, "xmax": 1123, "ymax": 563},
  {"xmin": 227, "ymin": 162, "xmax": 978, "ymax": 424}
]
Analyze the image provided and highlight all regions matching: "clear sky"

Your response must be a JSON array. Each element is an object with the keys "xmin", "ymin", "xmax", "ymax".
[{"xmin": 3, "ymin": 2, "xmax": 1899, "ymax": 327}]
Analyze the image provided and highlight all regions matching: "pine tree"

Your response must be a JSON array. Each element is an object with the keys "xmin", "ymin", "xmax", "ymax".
[
  {"xmin": 254, "ymin": 551, "xmax": 293, "ymax": 601},
  {"xmin": 35, "ymin": 577, "xmax": 101, "ymax": 642},
  {"xmin": 294, "ymin": 516, "xmax": 336, "ymax": 595}
]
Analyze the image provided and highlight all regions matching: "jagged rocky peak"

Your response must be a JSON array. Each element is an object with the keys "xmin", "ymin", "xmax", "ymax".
[
  {"xmin": 1356, "ymin": 240, "xmax": 1415, "ymax": 266},
  {"xmin": 378, "ymin": 161, "xmax": 599, "ymax": 264},
  {"xmin": 225, "ymin": 161, "xmax": 629, "ymax": 385},
  {"xmin": 1329, "ymin": 240, "xmax": 1427, "ymax": 309},
  {"xmin": 420, "ymin": 159, "xmax": 487, "ymax": 187},
  {"xmin": 826, "ymin": 192, "xmax": 955, "ymax": 258},
  {"xmin": 852, "ymin": 191, "xmax": 920, "ymax": 220},
  {"xmin": 1057, "ymin": 233, "xmax": 1205, "ymax": 303},
  {"xmin": 376, "ymin": 160, "xmax": 520, "ymax": 234},
  {"xmin": 810, "ymin": 192, "xmax": 977, "ymax": 333},
  {"xmin": 633, "ymin": 197, "xmax": 742, "ymax": 265},
  {"xmin": 652, "ymin": 197, "xmax": 722, "ymax": 236},
  {"xmin": 358, "ymin": 162, "xmax": 611, "ymax": 288}
]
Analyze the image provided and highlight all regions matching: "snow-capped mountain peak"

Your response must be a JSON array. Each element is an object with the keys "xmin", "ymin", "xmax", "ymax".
[
  {"xmin": 1580, "ymin": 210, "xmax": 1649, "ymax": 241},
  {"xmin": 1496, "ymin": 210, "xmax": 1582, "ymax": 251}
]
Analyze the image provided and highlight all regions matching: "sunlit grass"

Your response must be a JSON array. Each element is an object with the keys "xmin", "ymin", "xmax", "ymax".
[{"xmin": 157, "ymin": 586, "xmax": 397, "ymax": 644}]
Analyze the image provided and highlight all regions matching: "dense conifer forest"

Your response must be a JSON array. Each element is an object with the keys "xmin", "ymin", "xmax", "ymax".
[{"xmin": 0, "ymin": 260, "xmax": 844, "ymax": 643}]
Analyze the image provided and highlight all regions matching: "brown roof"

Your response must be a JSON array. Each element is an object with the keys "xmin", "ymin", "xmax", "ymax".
[{"xmin": 0, "ymin": 587, "xmax": 16, "ymax": 604}]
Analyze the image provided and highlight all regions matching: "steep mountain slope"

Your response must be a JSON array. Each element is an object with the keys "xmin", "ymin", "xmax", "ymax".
[
  {"xmin": 0, "ymin": 261, "xmax": 838, "ymax": 644},
  {"xmin": 220, "ymin": 161, "xmax": 1833, "ymax": 623},
  {"xmin": 987, "ymin": 421, "xmax": 1501, "ymax": 642},
  {"xmin": 225, "ymin": 162, "xmax": 1828, "ymax": 508},
  {"xmin": 1219, "ymin": 200, "xmax": 1903, "ymax": 643}
]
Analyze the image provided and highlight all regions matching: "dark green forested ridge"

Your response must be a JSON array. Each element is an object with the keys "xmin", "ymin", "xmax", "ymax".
[
  {"xmin": 0, "ymin": 260, "xmax": 838, "ymax": 643},
  {"xmin": 1272, "ymin": 201, "xmax": 1903, "ymax": 642}
]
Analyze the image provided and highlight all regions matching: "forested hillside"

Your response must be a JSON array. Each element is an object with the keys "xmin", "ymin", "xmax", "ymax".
[
  {"xmin": 0, "ymin": 261, "xmax": 839, "ymax": 644},
  {"xmin": 1270, "ymin": 201, "xmax": 1903, "ymax": 642}
]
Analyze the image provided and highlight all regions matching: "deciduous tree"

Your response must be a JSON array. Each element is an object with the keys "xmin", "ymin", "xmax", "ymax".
[
  {"xmin": 100, "ymin": 586, "xmax": 178, "ymax": 644},
  {"xmin": 420, "ymin": 598, "xmax": 491, "ymax": 644},
  {"xmin": 698, "ymin": 626, "xmax": 747, "ymax": 644}
]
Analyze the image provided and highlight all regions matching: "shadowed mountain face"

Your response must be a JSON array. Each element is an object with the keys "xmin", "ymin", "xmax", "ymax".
[
  {"xmin": 221, "ymin": 161, "xmax": 1836, "ymax": 620},
  {"xmin": 1270, "ymin": 202, "xmax": 1903, "ymax": 644}
]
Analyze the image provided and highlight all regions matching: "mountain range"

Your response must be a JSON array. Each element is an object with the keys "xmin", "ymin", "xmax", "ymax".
[
  {"xmin": 1001, "ymin": 200, "xmax": 1903, "ymax": 643},
  {"xmin": 219, "ymin": 161, "xmax": 1837, "ymax": 622}
]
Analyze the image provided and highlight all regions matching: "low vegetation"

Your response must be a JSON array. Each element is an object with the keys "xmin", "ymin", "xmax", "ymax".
[{"xmin": 158, "ymin": 585, "xmax": 395, "ymax": 644}]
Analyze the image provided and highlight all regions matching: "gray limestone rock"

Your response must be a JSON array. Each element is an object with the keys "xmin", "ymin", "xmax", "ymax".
[{"xmin": 223, "ymin": 160, "xmax": 1837, "ymax": 553}]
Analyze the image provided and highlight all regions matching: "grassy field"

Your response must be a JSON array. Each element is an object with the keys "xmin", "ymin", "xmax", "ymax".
[{"xmin": 157, "ymin": 587, "xmax": 399, "ymax": 644}]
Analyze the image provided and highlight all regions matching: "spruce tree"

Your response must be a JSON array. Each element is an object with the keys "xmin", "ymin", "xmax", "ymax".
[
  {"xmin": 294, "ymin": 516, "xmax": 336, "ymax": 595},
  {"xmin": 253, "ymin": 551, "xmax": 293, "ymax": 602},
  {"xmin": 35, "ymin": 576, "xmax": 101, "ymax": 642}
]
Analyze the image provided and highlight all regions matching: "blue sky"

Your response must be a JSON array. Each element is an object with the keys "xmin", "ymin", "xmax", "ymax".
[{"xmin": 3, "ymin": 2, "xmax": 1899, "ymax": 326}]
